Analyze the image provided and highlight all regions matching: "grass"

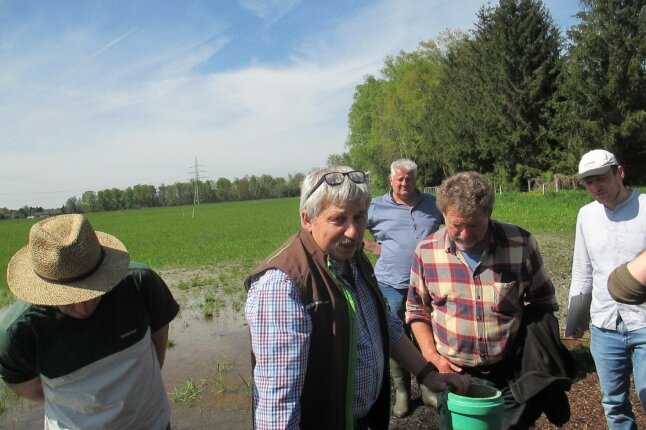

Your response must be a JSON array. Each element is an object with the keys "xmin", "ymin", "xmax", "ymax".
[
  {"xmin": 0, "ymin": 190, "xmax": 610, "ymax": 411},
  {"xmin": 213, "ymin": 360, "xmax": 231, "ymax": 394},
  {"xmin": 177, "ymin": 275, "xmax": 216, "ymax": 291},
  {"xmin": 239, "ymin": 373, "xmax": 252, "ymax": 393},
  {"xmin": 492, "ymin": 190, "xmax": 592, "ymax": 233},
  {"xmin": 0, "ymin": 198, "xmax": 301, "ymax": 307},
  {"xmin": 0, "ymin": 190, "xmax": 598, "ymax": 308},
  {"xmin": 168, "ymin": 378, "xmax": 205, "ymax": 404},
  {"xmin": 202, "ymin": 303, "xmax": 214, "ymax": 319},
  {"xmin": 204, "ymin": 290, "xmax": 215, "ymax": 303}
]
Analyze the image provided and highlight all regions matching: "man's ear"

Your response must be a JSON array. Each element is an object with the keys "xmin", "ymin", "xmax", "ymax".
[
  {"xmin": 617, "ymin": 165, "xmax": 626, "ymax": 181},
  {"xmin": 301, "ymin": 210, "xmax": 314, "ymax": 232}
]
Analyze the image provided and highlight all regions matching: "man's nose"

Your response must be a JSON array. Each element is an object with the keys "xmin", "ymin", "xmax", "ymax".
[
  {"xmin": 78, "ymin": 303, "xmax": 93, "ymax": 314},
  {"xmin": 345, "ymin": 222, "xmax": 361, "ymax": 238},
  {"xmin": 80, "ymin": 298, "xmax": 99, "ymax": 314}
]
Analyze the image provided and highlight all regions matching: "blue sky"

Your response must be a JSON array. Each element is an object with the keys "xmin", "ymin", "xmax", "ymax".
[{"xmin": 0, "ymin": 0, "xmax": 580, "ymax": 209}]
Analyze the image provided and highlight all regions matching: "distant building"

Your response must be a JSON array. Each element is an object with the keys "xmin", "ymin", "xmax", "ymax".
[{"xmin": 30, "ymin": 209, "xmax": 64, "ymax": 218}]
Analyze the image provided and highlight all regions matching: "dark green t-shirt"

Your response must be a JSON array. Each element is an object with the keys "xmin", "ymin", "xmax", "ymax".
[{"xmin": 0, "ymin": 263, "xmax": 179, "ymax": 383}]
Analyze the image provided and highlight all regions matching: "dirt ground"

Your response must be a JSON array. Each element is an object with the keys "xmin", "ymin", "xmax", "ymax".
[
  {"xmin": 160, "ymin": 269, "xmax": 646, "ymax": 430},
  {"xmin": 387, "ymin": 360, "xmax": 646, "ymax": 429},
  {"xmin": 2, "ymin": 265, "xmax": 645, "ymax": 429}
]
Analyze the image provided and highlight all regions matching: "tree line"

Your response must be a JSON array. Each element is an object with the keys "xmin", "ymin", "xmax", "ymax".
[
  {"xmin": 336, "ymin": 0, "xmax": 645, "ymax": 190},
  {"xmin": 0, "ymin": 174, "xmax": 305, "ymax": 219},
  {"xmin": 61, "ymin": 174, "xmax": 306, "ymax": 213}
]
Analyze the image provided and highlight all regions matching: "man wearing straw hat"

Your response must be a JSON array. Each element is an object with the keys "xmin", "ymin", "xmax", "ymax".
[{"xmin": 0, "ymin": 214, "xmax": 179, "ymax": 430}]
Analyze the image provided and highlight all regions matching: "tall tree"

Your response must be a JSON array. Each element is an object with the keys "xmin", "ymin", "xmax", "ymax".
[
  {"xmin": 64, "ymin": 197, "xmax": 80, "ymax": 213},
  {"xmin": 80, "ymin": 191, "xmax": 98, "ymax": 212},
  {"xmin": 424, "ymin": 32, "xmax": 481, "ymax": 178},
  {"xmin": 285, "ymin": 173, "xmax": 304, "ymax": 197},
  {"xmin": 215, "ymin": 178, "xmax": 235, "ymax": 202},
  {"xmin": 346, "ymin": 39, "xmax": 449, "ymax": 187},
  {"xmin": 326, "ymin": 152, "xmax": 354, "ymax": 168},
  {"xmin": 432, "ymin": 0, "xmax": 563, "ymax": 188},
  {"xmin": 556, "ymin": 0, "xmax": 646, "ymax": 183},
  {"xmin": 346, "ymin": 75, "xmax": 393, "ymax": 187}
]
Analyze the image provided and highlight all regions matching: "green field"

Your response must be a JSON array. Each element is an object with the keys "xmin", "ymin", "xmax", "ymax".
[{"xmin": 0, "ymin": 191, "xmax": 594, "ymax": 307}]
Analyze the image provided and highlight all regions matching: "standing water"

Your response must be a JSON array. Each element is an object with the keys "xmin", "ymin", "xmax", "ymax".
[{"xmin": 0, "ymin": 282, "xmax": 253, "ymax": 430}]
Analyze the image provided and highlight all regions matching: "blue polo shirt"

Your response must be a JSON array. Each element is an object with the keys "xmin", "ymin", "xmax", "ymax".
[{"xmin": 367, "ymin": 190, "xmax": 443, "ymax": 289}]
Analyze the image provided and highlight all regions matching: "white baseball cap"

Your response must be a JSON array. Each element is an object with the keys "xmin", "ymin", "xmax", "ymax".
[{"xmin": 578, "ymin": 149, "xmax": 618, "ymax": 179}]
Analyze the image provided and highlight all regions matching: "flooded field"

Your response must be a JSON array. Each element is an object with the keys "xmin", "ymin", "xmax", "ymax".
[{"xmin": 0, "ymin": 268, "xmax": 253, "ymax": 430}]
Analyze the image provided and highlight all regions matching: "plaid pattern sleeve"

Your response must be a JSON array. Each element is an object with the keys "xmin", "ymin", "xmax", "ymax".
[
  {"xmin": 246, "ymin": 269, "xmax": 311, "ymax": 430},
  {"xmin": 405, "ymin": 221, "xmax": 558, "ymax": 368}
]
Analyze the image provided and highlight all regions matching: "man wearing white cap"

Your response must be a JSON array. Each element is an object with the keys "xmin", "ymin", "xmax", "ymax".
[
  {"xmin": 0, "ymin": 214, "xmax": 179, "ymax": 430},
  {"xmin": 568, "ymin": 149, "xmax": 646, "ymax": 429}
]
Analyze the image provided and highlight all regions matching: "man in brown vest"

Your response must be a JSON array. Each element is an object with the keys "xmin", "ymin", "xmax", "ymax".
[{"xmin": 245, "ymin": 166, "xmax": 470, "ymax": 430}]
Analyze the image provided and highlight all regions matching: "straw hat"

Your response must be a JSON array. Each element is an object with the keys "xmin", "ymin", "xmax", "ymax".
[{"xmin": 7, "ymin": 214, "xmax": 130, "ymax": 306}]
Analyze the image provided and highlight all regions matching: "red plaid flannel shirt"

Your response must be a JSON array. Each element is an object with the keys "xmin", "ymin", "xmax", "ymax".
[{"xmin": 406, "ymin": 220, "xmax": 558, "ymax": 367}]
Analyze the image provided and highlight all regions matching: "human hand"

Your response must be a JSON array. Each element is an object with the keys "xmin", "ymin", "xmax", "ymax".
[
  {"xmin": 431, "ymin": 354, "xmax": 463, "ymax": 374},
  {"xmin": 361, "ymin": 238, "xmax": 381, "ymax": 256},
  {"xmin": 571, "ymin": 326, "xmax": 584, "ymax": 340},
  {"xmin": 443, "ymin": 373, "xmax": 472, "ymax": 396},
  {"xmin": 421, "ymin": 371, "xmax": 471, "ymax": 395}
]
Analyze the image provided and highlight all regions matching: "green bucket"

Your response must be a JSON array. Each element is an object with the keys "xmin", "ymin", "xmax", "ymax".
[{"xmin": 438, "ymin": 383, "xmax": 503, "ymax": 430}]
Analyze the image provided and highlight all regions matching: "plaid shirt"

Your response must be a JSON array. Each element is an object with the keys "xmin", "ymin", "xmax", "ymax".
[
  {"xmin": 246, "ymin": 258, "xmax": 403, "ymax": 430},
  {"xmin": 406, "ymin": 220, "xmax": 558, "ymax": 367}
]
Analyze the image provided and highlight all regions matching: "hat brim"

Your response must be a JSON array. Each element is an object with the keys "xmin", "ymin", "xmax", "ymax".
[
  {"xmin": 6, "ymin": 231, "xmax": 130, "ymax": 306},
  {"xmin": 578, "ymin": 165, "xmax": 613, "ymax": 180}
]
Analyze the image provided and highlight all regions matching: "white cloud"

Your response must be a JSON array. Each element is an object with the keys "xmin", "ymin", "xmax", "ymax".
[
  {"xmin": 0, "ymin": 0, "xmax": 579, "ymax": 208},
  {"xmin": 237, "ymin": 0, "xmax": 300, "ymax": 21}
]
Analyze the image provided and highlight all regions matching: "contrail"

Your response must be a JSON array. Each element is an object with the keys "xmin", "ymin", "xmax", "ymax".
[
  {"xmin": 65, "ymin": 27, "xmax": 139, "ymax": 76},
  {"xmin": 86, "ymin": 27, "xmax": 139, "ymax": 62}
]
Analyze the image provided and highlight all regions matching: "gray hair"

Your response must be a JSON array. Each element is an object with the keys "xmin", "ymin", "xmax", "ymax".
[
  {"xmin": 300, "ymin": 166, "xmax": 371, "ymax": 226},
  {"xmin": 437, "ymin": 171, "xmax": 494, "ymax": 217},
  {"xmin": 390, "ymin": 159, "xmax": 417, "ymax": 178}
]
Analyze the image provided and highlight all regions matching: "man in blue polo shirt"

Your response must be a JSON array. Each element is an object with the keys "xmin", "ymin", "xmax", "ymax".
[{"xmin": 363, "ymin": 158, "xmax": 443, "ymax": 417}]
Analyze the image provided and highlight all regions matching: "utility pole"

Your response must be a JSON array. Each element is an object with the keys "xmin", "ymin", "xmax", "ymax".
[{"xmin": 188, "ymin": 157, "xmax": 206, "ymax": 218}]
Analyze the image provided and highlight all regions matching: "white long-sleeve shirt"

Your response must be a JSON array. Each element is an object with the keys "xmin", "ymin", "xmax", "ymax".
[{"xmin": 569, "ymin": 191, "xmax": 646, "ymax": 331}]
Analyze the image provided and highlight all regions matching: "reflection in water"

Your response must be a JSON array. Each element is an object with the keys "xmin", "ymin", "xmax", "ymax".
[
  {"xmin": 0, "ymin": 289, "xmax": 252, "ymax": 430},
  {"xmin": 164, "ymin": 288, "xmax": 252, "ymax": 430}
]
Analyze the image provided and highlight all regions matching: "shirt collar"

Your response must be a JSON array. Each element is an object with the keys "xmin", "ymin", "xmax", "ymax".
[
  {"xmin": 388, "ymin": 188, "xmax": 421, "ymax": 207},
  {"xmin": 611, "ymin": 190, "xmax": 636, "ymax": 212},
  {"xmin": 444, "ymin": 219, "xmax": 498, "ymax": 255}
]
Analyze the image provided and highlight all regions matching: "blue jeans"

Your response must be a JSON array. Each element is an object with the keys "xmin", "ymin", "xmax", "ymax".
[
  {"xmin": 378, "ymin": 282, "xmax": 409, "ymax": 335},
  {"xmin": 590, "ymin": 322, "xmax": 646, "ymax": 430}
]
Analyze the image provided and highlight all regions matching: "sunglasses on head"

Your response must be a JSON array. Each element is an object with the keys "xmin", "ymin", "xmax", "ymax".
[{"xmin": 304, "ymin": 170, "xmax": 366, "ymax": 202}]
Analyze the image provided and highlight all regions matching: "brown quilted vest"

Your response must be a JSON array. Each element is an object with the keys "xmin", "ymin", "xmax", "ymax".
[{"xmin": 245, "ymin": 229, "xmax": 391, "ymax": 430}]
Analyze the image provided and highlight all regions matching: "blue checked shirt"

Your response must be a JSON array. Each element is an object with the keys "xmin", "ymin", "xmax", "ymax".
[{"xmin": 246, "ymin": 258, "xmax": 404, "ymax": 430}]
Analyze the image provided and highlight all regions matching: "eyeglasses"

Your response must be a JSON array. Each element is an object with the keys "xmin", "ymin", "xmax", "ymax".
[{"xmin": 304, "ymin": 170, "xmax": 366, "ymax": 201}]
